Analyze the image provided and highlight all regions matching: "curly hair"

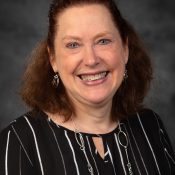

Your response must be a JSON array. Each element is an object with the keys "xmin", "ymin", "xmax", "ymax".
[{"xmin": 20, "ymin": 0, "xmax": 153, "ymax": 121}]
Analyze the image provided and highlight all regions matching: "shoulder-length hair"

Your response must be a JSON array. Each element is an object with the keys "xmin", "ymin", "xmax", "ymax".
[{"xmin": 20, "ymin": 0, "xmax": 153, "ymax": 121}]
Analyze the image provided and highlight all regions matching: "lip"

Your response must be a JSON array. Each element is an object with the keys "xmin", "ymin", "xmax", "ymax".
[
  {"xmin": 76, "ymin": 71, "xmax": 110, "ymax": 86},
  {"xmin": 77, "ymin": 70, "xmax": 109, "ymax": 77}
]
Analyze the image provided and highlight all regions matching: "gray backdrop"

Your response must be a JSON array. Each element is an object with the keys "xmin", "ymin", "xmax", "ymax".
[{"xmin": 0, "ymin": 0, "xmax": 175, "ymax": 150}]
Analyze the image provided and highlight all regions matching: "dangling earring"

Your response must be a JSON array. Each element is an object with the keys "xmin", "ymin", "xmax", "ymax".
[
  {"xmin": 52, "ymin": 72, "xmax": 59, "ymax": 87},
  {"xmin": 124, "ymin": 69, "xmax": 128, "ymax": 80}
]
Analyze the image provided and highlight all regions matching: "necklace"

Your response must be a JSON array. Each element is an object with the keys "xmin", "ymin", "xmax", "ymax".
[
  {"xmin": 117, "ymin": 123, "xmax": 133, "ymax": 175},
  {"xmin": 72, "ymin": 118, "xmax": 133, "ymax": 175},
  {"xmin": 72, "ymin": 118, "xmax": 94, "ymax": 175}
]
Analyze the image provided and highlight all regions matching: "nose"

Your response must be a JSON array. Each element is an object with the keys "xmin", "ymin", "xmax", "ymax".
[{"xmin": 83, "ymin": 45, "xmax": 100, "ymax": 67}]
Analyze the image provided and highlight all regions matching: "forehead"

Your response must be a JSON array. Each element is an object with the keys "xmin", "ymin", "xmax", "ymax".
[{"xmin": 55, "ymin": 4, "xmax": 119, "ymax": 38}]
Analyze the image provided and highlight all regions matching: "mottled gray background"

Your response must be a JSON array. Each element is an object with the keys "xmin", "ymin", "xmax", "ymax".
[{"xmin": 0, "ymin": 0, "xmax": 175, "ymax": 150}]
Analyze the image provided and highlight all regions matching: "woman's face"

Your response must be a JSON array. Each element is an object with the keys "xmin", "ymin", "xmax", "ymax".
[{"xmin": 50, "ymin": 4, "xmax": 128, "ymax": 107}]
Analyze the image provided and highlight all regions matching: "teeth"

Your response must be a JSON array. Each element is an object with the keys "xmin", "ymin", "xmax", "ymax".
[{"xmin": 80, "ymin": 72, "xmax": 107, "ymax": 81}]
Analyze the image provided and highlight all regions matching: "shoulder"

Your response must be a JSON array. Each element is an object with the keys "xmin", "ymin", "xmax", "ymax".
[
  {"xmin": 123, "ymin": 108, "xmax": 164, "ymax": 142},
  {"xmin": 125, "ymin": 108, "xmax": 173, "ymax": 149},
  {"xmin": 126, "ymin": 108, "xmax": 161, "ymax": 129},
  {"xmin": 0, "ymin": 110, "xmax": 49, "ymax": 148},
  {"xmin": 0, "ymin": 110, "xmax": 52, "ymax": 170},
  {"xmin": 1, "ymin": 110, "xmax": 47, "ymax": 132}
]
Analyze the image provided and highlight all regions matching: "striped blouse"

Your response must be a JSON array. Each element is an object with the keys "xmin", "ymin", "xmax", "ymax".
[{"xmin": 0, "ymin": 109, "xmax": 175, "ymax": 175}]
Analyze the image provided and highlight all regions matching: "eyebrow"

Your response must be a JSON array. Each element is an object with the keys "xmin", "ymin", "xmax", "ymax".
[
  {"xmin": 62, "ymin": 36, "xmax": 81, "ymax": 41},
  {"xmin": 94, "ymin": 32, "xmax": 114, "ymax": 40},
  {"xmin": 62, "ymin": 31, "xmax": 114, "ymax": 41}
]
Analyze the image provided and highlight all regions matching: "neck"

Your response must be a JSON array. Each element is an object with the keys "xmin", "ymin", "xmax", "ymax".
[
  {"xmin": 46, "ymin": 99, "xmax": 118, "ymax": 134},
  {"xmin": 72, "ymin": 100, "xmax": 117, "ymax": 134}
]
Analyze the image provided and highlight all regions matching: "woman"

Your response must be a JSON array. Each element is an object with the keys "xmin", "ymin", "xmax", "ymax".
[{"xmin": 0, "ymin": 0, "xmax": 174, "ymax": 174}]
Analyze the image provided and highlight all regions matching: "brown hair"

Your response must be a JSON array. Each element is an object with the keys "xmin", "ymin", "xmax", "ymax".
[{"xmin": 20, "ymin": 0, "xmax": 153, "ymax": 120}]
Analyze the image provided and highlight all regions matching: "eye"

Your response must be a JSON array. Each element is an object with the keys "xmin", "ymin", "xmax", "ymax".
[
  {"xmin": 66, "ymin": 42, "xmax": 80, "ymax": 49},
  {"xmin": 97, "ymin": 39, "xmax": 112, "ymax": 45}
]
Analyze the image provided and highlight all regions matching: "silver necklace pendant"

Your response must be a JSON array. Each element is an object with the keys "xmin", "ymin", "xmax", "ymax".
[
  {"xmin": 117, "ymin": 126, "xmax": 133, "ymax": 175},
  {"xmin": 87, "ymin": 164, "xmax": 94, "ymax": 175},
  {"xmin": 75, "ymin": 130, "xmax": 85, "ymax": 150},
  {"xmin": 74, "ymin": 128, "xmax": 94, "ymax": 175},
  {"xmin": 127, "ymin": 162, "xmax": 133, "ymax": 175}
]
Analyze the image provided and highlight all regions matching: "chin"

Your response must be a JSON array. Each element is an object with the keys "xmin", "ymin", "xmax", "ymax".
[{"xmin": 84, "ymin": 95, "xmax": 112, "ymax": 105}]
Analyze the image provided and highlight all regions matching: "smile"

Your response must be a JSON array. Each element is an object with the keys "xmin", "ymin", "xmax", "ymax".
[{"xmin": 78, "ymin": 71, "xmax": 109, "ymax": 81}]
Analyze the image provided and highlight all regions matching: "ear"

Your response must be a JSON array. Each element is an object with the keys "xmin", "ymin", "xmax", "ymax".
[{"xmin": 47, "ymin": 46, "xmax": 58, "ymax": 73}]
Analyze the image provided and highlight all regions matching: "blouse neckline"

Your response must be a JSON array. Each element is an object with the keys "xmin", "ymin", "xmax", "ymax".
[{"xmin": 48, "ymin": 117, "xmax": 121, "ymax": 138}]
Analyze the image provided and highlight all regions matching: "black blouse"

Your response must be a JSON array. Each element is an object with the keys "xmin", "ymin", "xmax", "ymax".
[{"xmin": 0, "ymin": 109, "xmax": 175, "ymax": 175}]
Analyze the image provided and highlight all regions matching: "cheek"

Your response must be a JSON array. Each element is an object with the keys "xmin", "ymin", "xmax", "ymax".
[
  {"xmin": 99, "ymin": 44, "xmax": 127, "ymax": 65},
  {"xmin": 105, "ymin": 51, "xmax": 126, "ymax": 69},
  {"xmin": 56, "ymin": 56, "xmax": 79, "ymax": 76},
  {"xmin": 55, "ymin": 51, "xmax": 69, "ymax": 71}
]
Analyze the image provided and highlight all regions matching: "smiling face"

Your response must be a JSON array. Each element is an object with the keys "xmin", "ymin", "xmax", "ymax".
[{"xmin": 49, "ymin": 4, "xmax": 128, "ymax": 109}]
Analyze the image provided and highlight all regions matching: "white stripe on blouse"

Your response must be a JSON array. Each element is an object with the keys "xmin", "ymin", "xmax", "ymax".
[
  {"xmin": 24, "ymin": 116, "xmax": 44, "ymax": 175},
  {"xmin": 114, "ymin": 133, "xmax": 127, "ymax": 175},
  {"xmin": 65, "ymin": 130, "xmax": 80, "ymax": 175},
  {"xmin": 47, "ymin": 120, "xmax": 67, "ymax": 175},
  {"xmin": 5, "ymin": 130, "xmax": 10, "ymax": 175},
  {"xmin": 122, "ymin": 124, "xmax": 142, "ymax": 174},
  {"xmin": 86, "ymin": 136, "xmax": 100, "ymax": 175},
  {"xmin": 106, "ymin": 143, "xmax": 117, "ymax": 175},
  {"xmin": 137, "ymin": 113, "xmax": 161, "ymax": 175},
  {"xmin": 11, "ymin": 125, "xmax": 33, "ymax": 166},
  {"xmin": 127, "ymin": 119, "xmax": 149, "ymax": 175}
]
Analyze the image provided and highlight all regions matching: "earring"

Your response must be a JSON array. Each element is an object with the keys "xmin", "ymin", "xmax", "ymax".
[
  {"xmin": 52, "ymin": 72, "xmax": 59, "ymax": 87},
  {"xmin": 124, "ymin": 69, "xmax": 128, "ymax": 80}
]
